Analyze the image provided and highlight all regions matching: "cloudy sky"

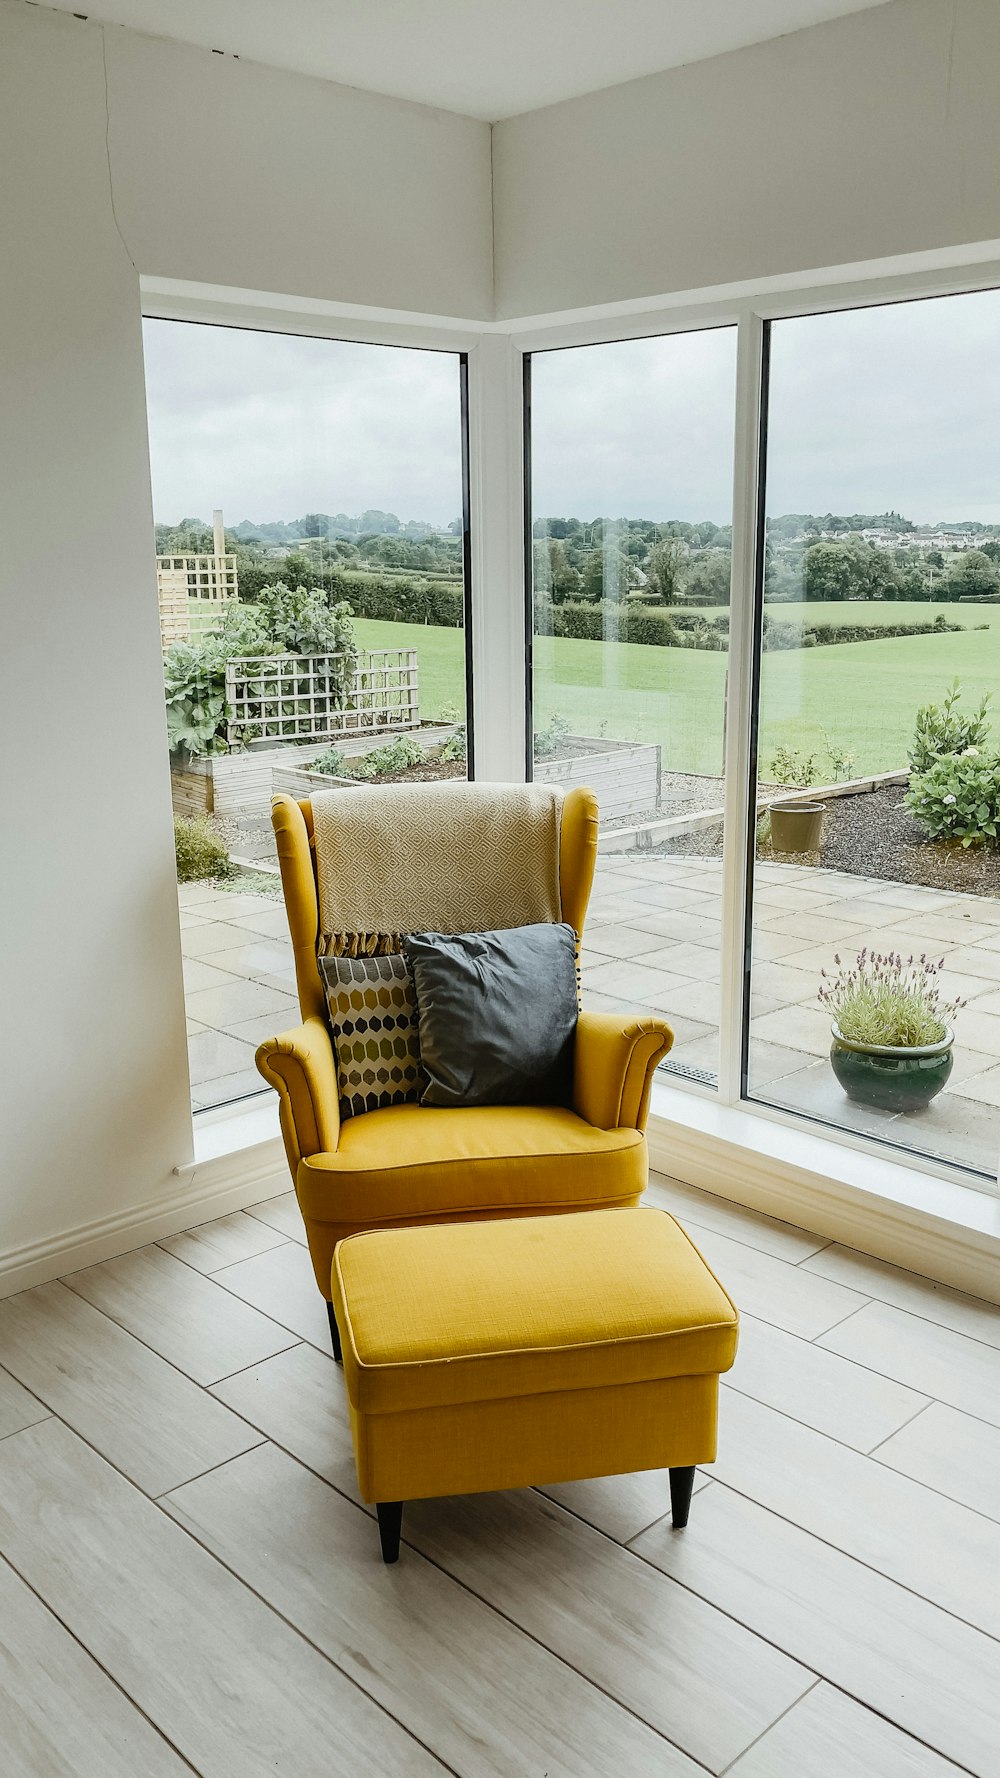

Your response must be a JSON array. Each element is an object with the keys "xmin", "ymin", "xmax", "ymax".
[{"xmin": 144, "ymin": 288, "xmax": 1000, "ymax": 530}]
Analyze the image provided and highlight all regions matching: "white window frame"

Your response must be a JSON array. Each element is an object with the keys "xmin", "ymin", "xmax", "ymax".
[{"xmin": 143, "ymin": 254, "xmax": 1000, "ymax": 1244}]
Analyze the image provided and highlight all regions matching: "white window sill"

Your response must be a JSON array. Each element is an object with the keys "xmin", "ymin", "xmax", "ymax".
[
  {"xmin": 179, "ymin": 1083, "xmax": 1000, "ymax": 1305},
  {"xmin": 647, "ymin": 1080, "xmax": 1000, "ymax": 1304}
]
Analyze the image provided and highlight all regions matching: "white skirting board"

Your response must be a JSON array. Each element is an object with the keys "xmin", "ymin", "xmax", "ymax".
[
  {"xmin": 647, "ymin": 1086, "xmax": 1000, "ymax": 1306},
  {"xmin": 0, "ymin": 1130, "xmax": 288, "ymax": 1299}
]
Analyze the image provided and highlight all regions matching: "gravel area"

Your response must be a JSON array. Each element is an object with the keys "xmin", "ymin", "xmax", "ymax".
[{"xmin": 658, "ymin": 782, "xmax": 1000, "ymax": 897}]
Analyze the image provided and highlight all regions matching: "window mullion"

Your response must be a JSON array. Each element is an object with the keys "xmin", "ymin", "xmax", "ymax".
[{"xmin": 717, "ymin": 310, "xmax": 766, "ymax": 1104}]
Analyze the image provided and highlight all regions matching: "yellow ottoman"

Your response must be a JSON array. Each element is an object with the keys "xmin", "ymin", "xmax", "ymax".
[{"xmin": 331, "ymin": 1204, "xmax": 739, "ymax": 1562}]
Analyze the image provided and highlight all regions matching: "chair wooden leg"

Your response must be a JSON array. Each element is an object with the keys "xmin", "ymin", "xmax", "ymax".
[
  {"xmin": 326, "ymin": 1300, "xmax": 342, "ymax": 1364},
  {"xmin": 376, "ymin": 1501, "xmax": 403, "ymax": 1564},
  {"xmin": 669, "ymin": 1465, "xmax": 696, "ymax": 1528}
]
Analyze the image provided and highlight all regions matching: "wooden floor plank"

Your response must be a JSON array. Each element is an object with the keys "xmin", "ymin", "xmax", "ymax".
[
  {"xmin": 875, "ymin": 1401, "xmax": 1000, "ymax": 1521},
  {"xmin": 801, "ymin": 1244, "xmax": 1000, "ymax": 1348},
  {"xmin": 159, "ymin": 1211, "xmax": 288, "ymax": 1274},
  {"xmin": 400, "ymin": 1486, "xmax": 812, "ymax": 1773},
  {"xmin": 537, "ymin": 1468, "xmax": 710, "ymax": 1544},
  {"xmin": 728, "ymin": 1681, "xmax": 967, "ymax": 1777},
  {"xmin": 0, "ymin": 1420, "xmax": 447, "ymax": 1778},
  {"xmin": 244, "ymin": 1193, "xmax": 307, "ymax": 1245},
  {"xmin": 819, "ymin": 1299, "xmax": 1000, "ymax": 1430},
  {"xmin": 65, "ymin": 1245, "xmax": 299, "ymax": 1386},
  {"xmin": 645, "ymin": 1175, "xmax": 830, "ymax": 1262},
  {"xmin": 0, "ymin": 1283, "xmax": 264, "ymax": 1496},
  {"xmin": 0, "ymin": 1555, "xmax": 192, "ymax": 1778},
  {"xmin": 165, "ymin": 1441, "xmax": 702, "ymax": 1778},
  {"xmin": 632, "ymin": 1483, "xmax": 1000, "ymax": 1778},
  {"xmin": 0, "ymin": 1365, "xmax": 49, "ymax": 1443},
  {"xmin": 712, "ymin": 1389, "xmax": 1000, "ymax": 1642},
  {"xmin": 675, "ymin": 1224, "xmax": 870, "ymax": 1338},
  {"xmin": 724, "ymin": 1313, "xmax": 929, "ymax": 1452},
  {"xmin": 209, "ymin": 1342, "xmax": 365, "ymax": 1505},
  {"xmin": 212, "ymin": 1242, "xmax": 333, "ymax": 1353}
]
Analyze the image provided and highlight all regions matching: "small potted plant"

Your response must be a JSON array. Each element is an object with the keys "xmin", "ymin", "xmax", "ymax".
[{"xmin": 819, "ymin": 949, "xmax": 963, "ymax": 1113}]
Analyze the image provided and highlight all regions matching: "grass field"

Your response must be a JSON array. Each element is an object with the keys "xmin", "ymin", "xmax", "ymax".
[{"xmin": 353, "ymin": 611, "xmax": 1000, "ymax": 779}]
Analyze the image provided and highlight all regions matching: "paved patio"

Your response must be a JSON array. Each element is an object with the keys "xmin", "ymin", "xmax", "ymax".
[{"xmin": 179, "ymin": 855, "xmax": 1000, "ymax": 1179}]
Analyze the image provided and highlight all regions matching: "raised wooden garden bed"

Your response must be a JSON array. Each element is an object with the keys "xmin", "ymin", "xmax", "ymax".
[{"xmin": 534, "ymin": 736, "xmax": 661, "ymax": 823}]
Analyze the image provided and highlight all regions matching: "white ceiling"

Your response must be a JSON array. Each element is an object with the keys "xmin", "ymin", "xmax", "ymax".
[{"xmin": 51, "ymin": 0, "xmax": 894, "ymax": 121}]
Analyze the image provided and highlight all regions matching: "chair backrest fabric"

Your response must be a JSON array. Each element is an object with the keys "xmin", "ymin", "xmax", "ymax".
[{"xmin": 271, "ymin": 781, "xmax": 599, "ymax": 1024}]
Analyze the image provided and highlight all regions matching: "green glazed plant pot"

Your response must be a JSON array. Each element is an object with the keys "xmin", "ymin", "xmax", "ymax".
[
  {"xmin": 829, "ymin": 1024, "xmax": 954, "ymax": 1113},
  {"xmin": 770, "ymin": 802, "xmax": 826, "ymax": 853}
]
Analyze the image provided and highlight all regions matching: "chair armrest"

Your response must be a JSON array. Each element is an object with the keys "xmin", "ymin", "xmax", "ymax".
[
  {"xmin": 573, "ymin": 1009, "xmax": 674, "ymax": 1131},
  {"xmin": 256, "ymin": 1017, "xmax": 340, "ymax": 1170}
]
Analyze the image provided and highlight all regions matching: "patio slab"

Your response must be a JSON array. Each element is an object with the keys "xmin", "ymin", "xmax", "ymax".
[{"xmin": 176, "ymin": 850, "xmax": 999, "ymax": 1176}]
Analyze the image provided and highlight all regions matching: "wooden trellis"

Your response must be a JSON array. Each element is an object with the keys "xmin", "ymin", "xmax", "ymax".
[{"xmin": 224, "ymin": 648, "xmax": 419, "ymax": 747}]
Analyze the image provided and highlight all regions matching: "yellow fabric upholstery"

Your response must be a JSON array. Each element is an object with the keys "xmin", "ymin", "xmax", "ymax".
[
  {"xmin": 331, "ymin": 1206, "xmax": 738, "ymax": 1504},
  {"xmin": 258, "ymin": 784, "xmax": 674, "ymax": 1297},
  {"xmin": 333, "ymin": 1207, "xmax": 739, "ymax": 1416},
  {"xmin": 291, "ymin": 1104, "xmax": 646, "ymax": 1292},
  {"xmin": 348, "ymin": 1375, "xmax": 720, "ymax": 1504}
]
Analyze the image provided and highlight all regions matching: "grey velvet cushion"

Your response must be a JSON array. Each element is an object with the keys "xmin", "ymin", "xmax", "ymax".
[{"xmin": 402, "ymin": 923, "xmax": 578, "ymax": 1109}]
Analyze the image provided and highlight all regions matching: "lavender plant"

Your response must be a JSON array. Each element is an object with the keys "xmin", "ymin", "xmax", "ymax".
[{"xmin": 818, "ymin": 949, "xmax": 963, "ymax": 1048}]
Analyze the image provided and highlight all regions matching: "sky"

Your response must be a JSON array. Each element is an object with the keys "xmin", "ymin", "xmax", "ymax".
[{"xmin": 144, "ymin": 288, "xmax": 1000, "ymax": 531}]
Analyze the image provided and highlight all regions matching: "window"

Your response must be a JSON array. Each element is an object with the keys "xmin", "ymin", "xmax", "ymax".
[
  {"xmin": 526, "ymin": 328, "xmax": 738, "ymax": 1085},
  {"xmin": 143, "ymin": 319, "xmax": 471, "ymax": 1114},
  {"xmin": 745, "ymin": 291, "xmax": 1000, "ymax": 1178}
]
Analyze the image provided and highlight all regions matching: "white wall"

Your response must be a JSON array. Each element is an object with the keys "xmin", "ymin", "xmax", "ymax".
[
  {"xmin": 0, "ymin": 0, "xmax": 493, "ymax": 1290},
  {"xmin": 105, "ymin": 28, "xmax": 493, "ymax": 319},
  {"xmin": 492, "ymin": 0, "xmax": 1000, "ymax": 318},
  {"xmin": 0, "ymin": 2, "xmax": 193, "ymax": 1277}
]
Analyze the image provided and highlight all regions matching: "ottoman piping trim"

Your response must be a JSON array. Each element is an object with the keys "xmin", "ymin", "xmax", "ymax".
[{"xmin": 336, "ymin": 1315, "xmax": 739, "ymax": 1380}]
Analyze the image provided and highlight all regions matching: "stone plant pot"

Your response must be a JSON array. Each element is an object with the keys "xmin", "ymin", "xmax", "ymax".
[
  {"xmin": 769, "ymin": 801, "xmax": 826, "ymax": 853},
  {"xmin": 830, "ymin": 1023, "xmax": 954, "ymax": 1113}
]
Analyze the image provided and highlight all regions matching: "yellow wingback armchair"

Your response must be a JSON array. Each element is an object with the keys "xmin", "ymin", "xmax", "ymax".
[{"xmin": 256, "ymin": 785, "xmax": 673, "ymax": 1328}]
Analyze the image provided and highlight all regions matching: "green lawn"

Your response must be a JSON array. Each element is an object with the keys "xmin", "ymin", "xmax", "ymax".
[{"xmin": 353, "ymin": 615, "xmax": 1000, "ymax": 779}]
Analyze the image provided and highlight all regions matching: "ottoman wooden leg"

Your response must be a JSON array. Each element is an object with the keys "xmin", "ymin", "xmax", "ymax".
[
  {"xmin": 326, "ymin": 1301, "xmax": 342, "ymax": 1364},
  {"xmin": 376, "ymin": 1501, "xmax": 403, "ymax": 1564},
  {"xmin": 669, "ymin": 1465, "xmax": 696, "ymax": 1528}
]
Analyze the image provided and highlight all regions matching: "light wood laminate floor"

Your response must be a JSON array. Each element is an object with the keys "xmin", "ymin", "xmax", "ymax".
[{"xmin": 1, "ymin": 1175, "xmax": 999, "ymax": 1777}]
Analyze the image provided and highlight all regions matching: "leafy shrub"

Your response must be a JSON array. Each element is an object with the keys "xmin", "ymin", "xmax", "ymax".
[
  {"xmin": 164, "ymin": 643, "xmax": 230, "ymax": 760},
  {"xmin": 255, "ymin": 582, "xmax": 356, "ymax": 659},
  {"xmin": 767, "ymin": 737, "xmax": 855, "ymax": 786},
  {"xmin": 439, "ymin": 725, "xmax": 467, "ymax": 763},
  {"xmin": 164, "ymin": 582, "xmax": 357, "ymax": 761},
  {"xmin": 909, "ymin": 678, "xmax": 991, "ymax": 774},
  {"xmin": 174, "ymin": 815, "xmax": 230, "ymax": 882},
  {"xmin": 905, "ymin": 748, "xmax": 1000, "ymax": 847},
  {"xmin": 349, "ymin": 736, "xmax": 426, "ymax": 779},
  {"xmin": 534, "ymin": 713, "xmax": 572, "ymax": 760},
  {"xmin": 818, "ymin": 949, "xmax": 962, "ymax": 1046},
  {"xmin": 310, "ymin": 745, "xmax": 351, "ymax": 777},
  {"xmin": 767, "ymin": 745, "xmax": 820, "ymax": 786}
]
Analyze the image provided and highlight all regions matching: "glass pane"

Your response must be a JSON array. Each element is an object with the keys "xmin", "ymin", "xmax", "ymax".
[
  {"xmin": 529, "ymin": 328, "xmax": 737, "ymax": 1085},
  {"xmin": 143, "ymin": 319, "xmax": 469, "ymax": 1115},
  {"xmin": 747, "ymin": 291, "xmax": 1000, "ymax": 1179}
]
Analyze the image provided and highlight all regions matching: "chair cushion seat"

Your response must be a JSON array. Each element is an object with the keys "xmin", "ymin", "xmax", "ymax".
[
  {"xmin": 332, "ymin": 1205, "xmax": 739, "ymax": 1416},
  {"xmin": 297, "ymin": 1103, "xmax": 646, "ymax": 1226}
]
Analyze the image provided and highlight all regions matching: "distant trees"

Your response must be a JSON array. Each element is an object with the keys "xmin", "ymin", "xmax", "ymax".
[
  {"xmin": 645, "ymin": 538, "xmax": 687, "ymax": 604},
  {"xmin": 683, "ymin": 549, "xmax": 732, "ymax": 605},
  {"xmin": 944, "ymin": 549, "xmax": 1000, "ymax": 600}
]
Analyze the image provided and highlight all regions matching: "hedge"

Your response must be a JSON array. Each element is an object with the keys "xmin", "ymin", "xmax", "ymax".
[
  {"xmin": 238, "ymin": 557, "xmax": 464, "ymax": 627},
  {"xmin": 533, "ymin": 598, "xmax": 968, "ymax": 653}
]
